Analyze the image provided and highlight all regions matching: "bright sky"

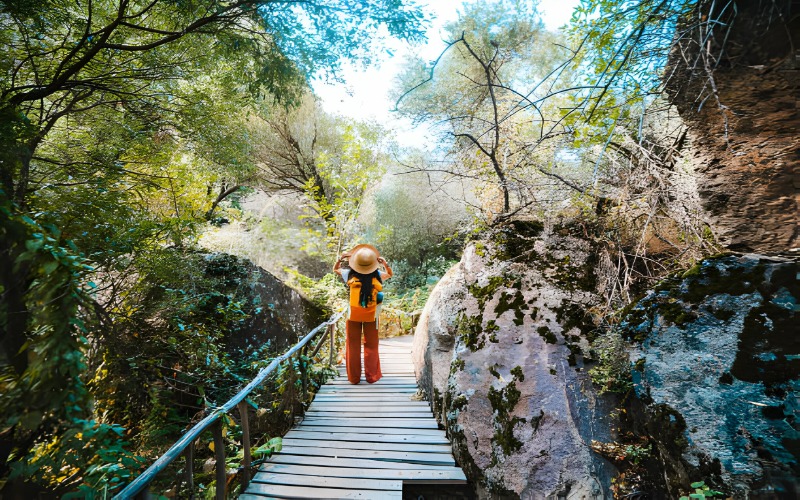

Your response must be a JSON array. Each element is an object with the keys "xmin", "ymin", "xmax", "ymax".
[{"xmin": 311, "ymin": 0, "xmax": 580, "ymax": 147}]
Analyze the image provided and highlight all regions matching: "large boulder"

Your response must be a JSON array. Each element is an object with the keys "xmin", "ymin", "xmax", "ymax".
[
  {"xmin": 412, "ymin": 221, "xmax": 619, "ymax": 498},
  {"xmin": 201, "ymin": 252, "xmax": 327, "ymax": 353},
  {"xmin": 621, "ymin": 254, "xmax": 798, "ymax": 497}
]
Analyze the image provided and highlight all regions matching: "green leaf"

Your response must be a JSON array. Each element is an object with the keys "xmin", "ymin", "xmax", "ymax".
[
  {"xmin": 42, "ymin": 260, "xmax": 59, "ymax": 275},
  {"xmin": 690, "ymin": 482, "xmax": 705, "ymax": 488}
]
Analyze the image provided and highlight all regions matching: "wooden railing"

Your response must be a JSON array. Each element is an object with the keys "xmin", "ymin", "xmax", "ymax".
[{"xmin": 113, "ymin": 311, "xmax": 344, "ymax": 499}]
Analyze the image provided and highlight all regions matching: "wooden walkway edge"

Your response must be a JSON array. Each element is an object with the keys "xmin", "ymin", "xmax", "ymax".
[{"xmin": 240, "ymin": 335, "xmax": 467, "ymax": 499}]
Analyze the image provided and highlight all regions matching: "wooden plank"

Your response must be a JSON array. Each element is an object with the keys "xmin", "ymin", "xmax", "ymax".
[
  {"xmin": 320, "ymin": 383, "xmax": 418, "ymax": 389},
  {"xmin": 318, "ymin": 387, "xmax": 418, "ymax": 393},
  {"xmin": 305, "ymin": 405, "xmax": 430, "ymax": 413},
  {"xmin": 281, "ymin": 438, "xmax": 451, "ymax": 454},
  {"xmin": 304, "ymin": 411, "xmax": 431, "ymax": 419},
  {"xmin": 328, "ymin": 378, "xmax": 416, "ymax": 385},
  {"xmin": 310, "ymin": 399, "xmax": 428, "ymax": 406},
  {"xmin": 328, "ymin": 374, "xmax": 417, "ymax": 385},
  {"xmin": 265, "ymin": 454, "xmax": 459, "ymax": 470},
  {"xmin": 296, "ymin": 425, "xmax": 444, "ymax": 436},
  {"xmin": 256, "ymin": 463, "xmax": 467, "ymax": 483},
  {"xmin": 285, "ymin": 430, "xmax": 449, "ymax": 445},
  {"xmin": 245, "ymin": 482, "xmax": 401, "ymax": 499},
  {"xmin": 311, "ymin": 395, "xmax": 423, "ymax": 402},
  {"xmin": 252, "ymin": 472, "xmax": 402, "ymax": 491},
  {"xmin": 300, "ymin": 418, "xmax": 438, "ymax": 429},
  {"xmin": 277, "ymin": 446, "xmax": 456, "ymax": 465},
  {"xmin": 306, "ymin": 406, "xmax": 430, "ymax": 412}
]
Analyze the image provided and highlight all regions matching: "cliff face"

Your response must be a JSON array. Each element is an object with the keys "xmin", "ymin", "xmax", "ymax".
[
  {"xmin": 665, "ymin": 1, "xmax": 799, "ymax": 253},
  {"xmin": 412, "ymin": 222, "xmax": 619, "ymax": 498}
]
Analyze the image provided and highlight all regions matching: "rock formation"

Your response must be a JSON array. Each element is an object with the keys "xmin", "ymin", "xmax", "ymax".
[
  {"xmin": 412, "ymin": 221, "xmax": 619, "ymax": 498},
  {"xmin": 665, "ymin": 1, "xmax": 799, "ymax": 253},
  {"xmin": 621, "ymin": 254, "xmax": 798, "ymax": 497}
]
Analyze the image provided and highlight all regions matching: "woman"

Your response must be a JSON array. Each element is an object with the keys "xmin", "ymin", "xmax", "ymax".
[{"xmin": 333, "ymin": 244, "xmax": 393, "ymax": 384}]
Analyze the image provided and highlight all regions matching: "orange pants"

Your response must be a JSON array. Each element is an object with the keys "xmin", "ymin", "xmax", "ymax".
[{"xmin": 345, "ymin": 320, "xmax": 382, "ymax": 384}]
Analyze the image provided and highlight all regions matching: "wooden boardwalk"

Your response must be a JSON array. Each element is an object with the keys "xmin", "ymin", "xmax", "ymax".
[{"xmin": 241, "ymin": 335, "xmax": 467, "ymax": 499}]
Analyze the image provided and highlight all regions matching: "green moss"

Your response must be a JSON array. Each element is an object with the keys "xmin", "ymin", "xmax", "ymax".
[
  {"xmin": 456, "ymin": 313, "xmax": 485, "ymax": 352},
  {"xmin": 450, "ymin": 358, "xmax": 465, "ymax": 374},
  {"xmin": 511, "ymin": 365, "xmax": 524, "ymax": 382},
  {"xmin": 710, "ymin": 306, "xmax": 735, "ymax": 321},
  {"xmin": 488, "ymin": 381, "xmax": 525, "ymax": 459},
  {"xmin": 451, "ymin": 393, "xmax": 468, "ymax": 412},
  {"xmin": 680, "ymin": 259, "xmax": 765, "ymax": 302},
  {"xmin": 537, "ymin": 326, "xmax": 557, "ymax": 344},
  {"xmin": 494, "ymin": 288, "xmax": 527, "ymax": 325},
  {"xmin": 555, "ymin": 302, "xmax": 594, "ymax": 335},
  {"xmin": 468, "ymin": 275, "xmax": 506, "ymax": 312},
  {"xmin": 730, "ymin": 300, "xmax": 799, "ymax": 387},
  {"xmin": 658, "ymin": 300, "xmax": 697, "ymax": 327},
  {"xmin": 486, "ymin": 320, "xmax": 499, "ymax": 343},
  {"xmin": 474, "ymin": 241, "xmax": 486, "ymax": 257},
  {"xmin": 491, "ymin": 220, "xmax": 545, "ymax": 261}
]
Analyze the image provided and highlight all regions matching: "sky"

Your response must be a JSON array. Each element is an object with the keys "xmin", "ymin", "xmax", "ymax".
[{"xmin": 311, "ymin": 0, "xmax": 581, "ymax": 147}]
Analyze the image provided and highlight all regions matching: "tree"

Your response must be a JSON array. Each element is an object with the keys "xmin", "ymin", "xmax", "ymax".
[
  {"xmin": 249, "ymin": 94, "xmax": 391, "ymax": 250},
  {"xmin": 395, "ymin": 0, "xmax": 582, "ymax": 218},
  {"xmin": 0, "ymin": 0, "xmax": 426, "ymax": 493}
]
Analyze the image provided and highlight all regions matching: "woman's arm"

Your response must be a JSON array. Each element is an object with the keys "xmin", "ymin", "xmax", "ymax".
[
  {"xmin": 333, "ymin": 251, "xmax": 351, "ymax": 276},
  {"xmin": 378, "ymin": 256, "xmax": 393, "ymax": 280}
]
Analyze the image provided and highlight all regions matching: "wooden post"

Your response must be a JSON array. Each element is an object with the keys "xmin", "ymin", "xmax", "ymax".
[
  {"xmin": 212, "ymin": 419, "xmax": 226, "ymax": 500},
  {"xmin": 328, "ymin": 323, "xmax": 336, "ymax": 366},
  {"xmin": 310, "ymin": 328, "xmax": 328, "ymax": 358},
  {"xmin": 300, "ymin": 346, "xmax": 308, "ymax": 402},
  {"xmin": 237, "ymin": 401, "xmax": 252, "ymax": 491},
  {"xmin": 184, "ymin": 441, "xmax": 194, "ymax": 499}
]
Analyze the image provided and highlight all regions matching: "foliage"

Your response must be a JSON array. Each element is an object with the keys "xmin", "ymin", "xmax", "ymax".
[
  {"xmin": 588, "ymin": 330, "xmax": 633, "ymax": 393},
  {"xmin": 590, "ymin": 439, "xmax": 652, "ymax": 465},
  {"xmin": 395, "ymin": 0, "xmax": 577, "ymax": 217},
  {"xmin": 9, "ymin": 419, "xmax": 144, "ymax": 498},
  {"xmin": 285, "ymin": 270, "xmax": 347, "ymax": 311},
  {"xmin": 362, "ymin": 169, "xmax": 468, "ymax": 267},
  {"xmin": 566, "ymin": 0, "xmax": 694, "ymax": 131},
  {"xmin": 679, "ymin": 481, "xmax": 726, "ymax": 500},
  {"xmin": 0, "ymin": 0, "xmax": 427, "ymax": 494},
  {"xmin": 0, "ymin": 193, "xmax": 145, "ymax": 496}
]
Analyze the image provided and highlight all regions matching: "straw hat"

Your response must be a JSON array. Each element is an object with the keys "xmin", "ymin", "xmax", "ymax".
[{"xmin": 348, "ymin": 244, "xmax": 380, "ymax": 274}]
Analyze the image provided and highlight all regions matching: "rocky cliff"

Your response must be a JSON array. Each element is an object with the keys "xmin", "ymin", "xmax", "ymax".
[{"xmin": 665, "ymin": 1, "xmax": 799, "ymax": 253}]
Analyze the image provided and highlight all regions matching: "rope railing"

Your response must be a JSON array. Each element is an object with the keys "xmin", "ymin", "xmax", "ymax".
[{"xmin": 114, "ymin": 310, "xmax": 344, "ymax": 500}]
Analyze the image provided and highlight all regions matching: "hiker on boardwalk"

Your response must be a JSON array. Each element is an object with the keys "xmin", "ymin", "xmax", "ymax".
[{"xmin": 333, "ymin": 244, "xmax": 393, "ymax": 384}]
